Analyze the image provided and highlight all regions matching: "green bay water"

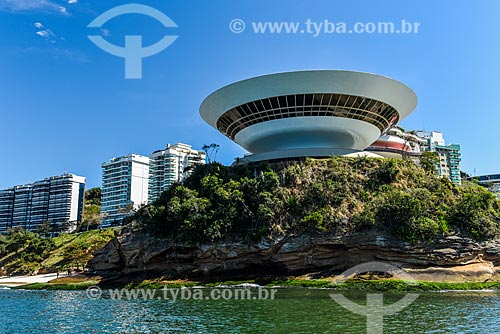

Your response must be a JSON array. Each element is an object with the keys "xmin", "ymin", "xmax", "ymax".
[{"xmin": 1, "ymin": 288, "xmax": 500, "ymax": 333}]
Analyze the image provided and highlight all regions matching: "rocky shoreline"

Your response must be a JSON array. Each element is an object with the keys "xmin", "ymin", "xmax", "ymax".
[{"xmin": 88, "ymin": 228, "xmax": 500, "ymax": 285}]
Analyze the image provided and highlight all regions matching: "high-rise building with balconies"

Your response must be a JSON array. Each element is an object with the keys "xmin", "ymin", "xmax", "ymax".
[
  {"xmin": 417, "ymin": 131, "xmax": 462, "ymax": 185},
  {"xmin": 148, "ymin": 143, "xmax": 206, "ymax": 202},
  {"xmin": 0, "ymin": 174, "xmax": 86, "ymax": 233},
  {"xmin": 101, "ymin": 154, "xmax": 149, "ymax": 227}
]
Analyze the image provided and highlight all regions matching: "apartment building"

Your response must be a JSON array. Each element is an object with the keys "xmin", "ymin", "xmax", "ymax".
[
  {"xmin": 101, "ymin": 154, "xmax": 150, "ymax": 227},
  {"xmin": 366, "ymin": 129, "xmax": 462, "ymax": 185},
  {"xmin": 0, "ymin": 174, "xmax": 86, "ymax": 233},
  {"xmin": 418, "ymin": 131, "xmax": 461, "ymax": 185},
  {"xmin": 148, "ymin": 143, "xmax": 206, "ymax": 202}
]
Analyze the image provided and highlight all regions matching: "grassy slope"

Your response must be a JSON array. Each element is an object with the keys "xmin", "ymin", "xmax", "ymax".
[
  {"xmin": 0, "ymin": 229, "xmax": 115, "ymax": 275},
  {"xmin": 41, "ymin": 229, "xmax": 115, "ymax": 269}
]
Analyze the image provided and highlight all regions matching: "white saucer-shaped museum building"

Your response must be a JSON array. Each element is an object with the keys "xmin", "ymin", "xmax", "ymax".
[{"xmin": 199, "ymin": 70, "xmax": 417, "ymax": 162}]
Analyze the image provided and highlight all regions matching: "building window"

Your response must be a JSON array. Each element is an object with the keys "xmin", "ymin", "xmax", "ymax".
[{"xmin": 216, "ymin": 93, "xmax": 399, "ymax": 140}]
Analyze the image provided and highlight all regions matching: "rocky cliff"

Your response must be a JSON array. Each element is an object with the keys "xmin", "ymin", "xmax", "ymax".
[{"xmin": 88, "ymin": 227, "xmax": 500, "ymax": 284}]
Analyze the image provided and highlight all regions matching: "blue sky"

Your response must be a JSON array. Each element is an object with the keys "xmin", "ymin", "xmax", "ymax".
[{"xmin": 1, "ymin": 0, "xmax": 499, "ymax": 189}]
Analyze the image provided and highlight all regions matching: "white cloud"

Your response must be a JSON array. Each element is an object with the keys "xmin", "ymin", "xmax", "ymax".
[
  {"xmin": 33, "ymin": 19, "xmax": 63, "ymax": 44},
  {"xmin": 0, "ymin": 0, "xmax": 68, "ymax": 14},
  {"xmin": 36, "ymin": 29, "xmax": 55, "ymax": 39},
  {"xmin": 35, "ymin": 25, "xmax": 58, "ymax": 44},
  {"xmin": 36, "ymin": 30, "xmax": 49, "ymax": 38},
  {"xmin": 67, "ymin": 0, "xmax": 77, "ymax": 3}
]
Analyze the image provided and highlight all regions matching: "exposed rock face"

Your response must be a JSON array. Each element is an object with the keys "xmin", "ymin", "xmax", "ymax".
[{"xmin": 87, "ymin": 228, "xmax": 500, "ymax": 283}]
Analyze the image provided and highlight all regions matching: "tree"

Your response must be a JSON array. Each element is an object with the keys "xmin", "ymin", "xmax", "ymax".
[
  {"xmin": 36, "ymin": 221, "xmax": 61, "ymax": 236},
  {"xmin": 63, "ymin": 242, "xmax": 91, "ymax": 271},
  {"xmin": 85, "ymin": 188, "xmax": 101, "ymax": 206},
  {"xmin": 202, "ymin": 143, "xmax": 220, "ymax": 163},
  {"xmin": 419, "ymin": 151, "xmax": 439, "ymax": 174},
  {"xmin": 80, "ymin": 204, "xmax": 102, "ymax": 231},
  {"xmin": 449, "ymin": 189, "xmax": 500, "ymax": 239},
  {"xmin": 36, "ymin": 221, "xmax": 51, "ymax": 236},
  {"xmin": 78, "ymin": 187, "xmax": 103, "ymax": 232}
]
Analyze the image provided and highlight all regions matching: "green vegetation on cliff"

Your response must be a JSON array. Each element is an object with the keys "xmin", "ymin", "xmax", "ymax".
[{"xmin": 131, "ymin": 157, "xmax": 500, "ymax": 244}]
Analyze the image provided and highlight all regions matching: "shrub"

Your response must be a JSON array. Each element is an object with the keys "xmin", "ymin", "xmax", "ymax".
[
  {"xmin": 301, "ymin": 210, "xmax": 326, "ymax": 231},
  {"xmin": 135, "ymin": 159, "xmax": 500, "ymax": 244},
  {"xmin": 375, "ymin": 189, "xmax": 447, "ymax": 241},
  {"xmin": 449, "ymin": 189, "xmax": 500, "ymax": 239}
]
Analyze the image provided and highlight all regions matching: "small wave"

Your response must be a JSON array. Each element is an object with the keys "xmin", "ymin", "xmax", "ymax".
[
  {"xmin": 214, "ymin": 283, "xmax": 262, "ymax": 288},
  {"xmin": 234, "ymin": 283, "xmax": 261, "ymax": 288}
]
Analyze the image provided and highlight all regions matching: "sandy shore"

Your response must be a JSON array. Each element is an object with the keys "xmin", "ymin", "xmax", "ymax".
[{"xmin": 0, "ymin": 273, "xmax": 68, "ymax": 287}]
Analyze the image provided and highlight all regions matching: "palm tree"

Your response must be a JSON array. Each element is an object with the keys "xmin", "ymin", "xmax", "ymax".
[{"xmin": 202, "ymin": 143, "xmax": 220, "ymax": 163}]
